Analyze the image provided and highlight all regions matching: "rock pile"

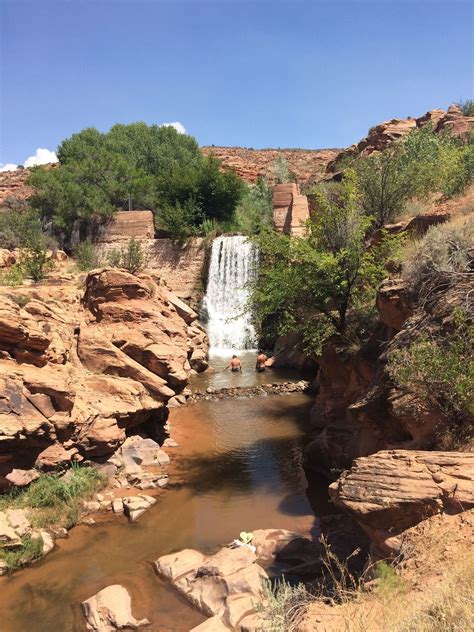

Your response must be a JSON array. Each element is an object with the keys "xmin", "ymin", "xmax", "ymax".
[{"xmin": 190, "ymin": 380, "xmax": 309, "ymax": 402}]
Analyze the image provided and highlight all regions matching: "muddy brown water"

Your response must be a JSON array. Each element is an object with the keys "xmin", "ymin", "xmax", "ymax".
[{"xmin": 1, "ymin": 367, "xmax": 329, "ymax": 632}]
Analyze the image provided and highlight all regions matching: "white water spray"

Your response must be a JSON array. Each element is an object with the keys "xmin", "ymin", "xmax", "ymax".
[{"xmin": 202, "ymin": 235, "xmax": 259, "ymax": 354}]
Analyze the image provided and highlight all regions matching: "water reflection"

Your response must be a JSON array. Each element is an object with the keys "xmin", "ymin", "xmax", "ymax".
[{"xmin": 1, "ymin": 392, "xmax": 327, "ymax": 632}]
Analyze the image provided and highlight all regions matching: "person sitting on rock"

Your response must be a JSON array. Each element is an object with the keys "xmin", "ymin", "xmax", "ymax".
[
  {"xmin": 255, "ymin": 351, "xmax": 267, "ymax": 372},
  {"xmin": 226, "ymin": 355, "xmax": 242, "ymax": 372}
]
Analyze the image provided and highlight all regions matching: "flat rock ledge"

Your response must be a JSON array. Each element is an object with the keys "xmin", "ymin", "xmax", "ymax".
[
  {"xmin": 82, "ymin": 584, "xmax": 149, "ymax": 632},
  {"xmin": 329, "ymin": 449, "xmax": 474, "ymax": 556},
  {"xmin": 190, "ymin": 380, "xmax": 310, "ymax": 402}
]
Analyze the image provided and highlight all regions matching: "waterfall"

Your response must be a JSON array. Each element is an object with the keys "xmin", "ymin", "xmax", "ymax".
[{"xmin": 202, "ymin": 235, "xmax": 259, "ymax": 354}]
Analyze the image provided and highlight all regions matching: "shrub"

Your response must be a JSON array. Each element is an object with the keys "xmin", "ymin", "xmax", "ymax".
[
  {"xmin": 233, "ymin": 179, "xmax": 274, "ymax": 234},
  {"xmin": 402, "ymin": 220, "xmax": 473, "ymax": 300},
  {"xmin": 0, "ymin": 264, "xmax": 24, "ymax": 287},
  {"xmin": 251, "ymin": 172, "xmax": 398, "ymax": 353},
  {"xmin": 75, "ymin": 239, "xmax": 99, "ymax": 271},
  {"xmin": 388, "ymin": 308, "xmax": 473, "ymax": 439},
  {"xmin": 107, "ymin": 237, "xmax": 146, "ymax": 274},
  {"xmin": 270, "ymin": 155, "xmax": 296, "ymax": 184},
  {"xmin": 257, "ymin": 578, "xmax": 313, "ymax": 632},
  {"xmin": 456, "ymin": 99, "xmax": 474, "ymax": 116},
  {"xmin": 156, "ymin": 199, "xmax": 202, "ymax": 237},
  {"xmin": 21, "ymin": 235, "xmax": 51, "ymax": 282},
  {"xmin": 355, "ymin": 126, "xmax": 474, "ymax": 227}
]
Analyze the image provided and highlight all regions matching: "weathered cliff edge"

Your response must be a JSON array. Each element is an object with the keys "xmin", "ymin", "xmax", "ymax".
[
  {"xmin": 304, "ymin": 274, "xmax": 472, "ymax": 479},
  {"xmin": 0, "ymin": 268, "xmax": 208, "ymax": 489}
]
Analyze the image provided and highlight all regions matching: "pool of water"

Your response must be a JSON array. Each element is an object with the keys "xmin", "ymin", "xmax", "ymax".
[
  {"xmin": 191, "ymin": 351, "xmax": 313, "ymax": 391},
  {"xmin": 1, "ymin": 389, "xmax": 328, "ymax": 631}
]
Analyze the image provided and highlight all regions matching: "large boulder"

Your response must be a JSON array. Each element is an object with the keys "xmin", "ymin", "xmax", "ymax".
[
  {"xmin": 155, "ymin": 545, "xmax": 267, "ymax": 629},
  {"xmin": 82, "ymin": 584, "xmax": 149, "ymax": 631},
  {"xmin": 329, "ymin": 450, "xmax": 474, "ymax": 555}
]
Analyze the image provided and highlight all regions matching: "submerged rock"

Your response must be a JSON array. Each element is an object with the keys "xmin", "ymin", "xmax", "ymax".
[{"xmin": 82, "ymin": 584, "xmax": 149, "ymax": 631}]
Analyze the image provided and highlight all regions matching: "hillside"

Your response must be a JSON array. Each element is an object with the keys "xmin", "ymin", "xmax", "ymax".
[{"xmin": 201, "ymin": 146, "xmax": 341, "ymax": 184}]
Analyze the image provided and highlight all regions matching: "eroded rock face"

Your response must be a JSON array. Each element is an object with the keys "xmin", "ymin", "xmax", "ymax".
[
  {"xmin": 0, "ymin": 268, "xmax": 208, "ymax": 488},
  {"xmin": 329, "ymin": 450, "xmax": 474, "ymax": 556},
  {"xmin": 82, "ymin": 584, "xmax": 149, "ymax": 632}
]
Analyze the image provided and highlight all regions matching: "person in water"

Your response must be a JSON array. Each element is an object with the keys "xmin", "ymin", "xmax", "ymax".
[
  {"xmin": 255, "ymin": 351, "xmax": 267, "ymax": 372},
  {"xmin": 225, "ymin": 355, "xmax": 242, "ymax": 372}
]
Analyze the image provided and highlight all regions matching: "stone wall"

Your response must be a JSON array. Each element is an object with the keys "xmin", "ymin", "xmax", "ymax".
[
  {"xmin": 97, "ymin": 210, "xmax": 155, "ymax": 243},
  {"xmin": 273, "ymin": 183, "xmax": 309, "ymax": 236},
  {"xmin": 97, "ymin": 236, "xmax": 207, "ymax": 303}
]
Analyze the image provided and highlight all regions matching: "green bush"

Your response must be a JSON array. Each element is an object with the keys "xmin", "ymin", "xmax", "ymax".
[
  {"xmin": 107, "ymin": 237, "xmax": 146, "ymax": 274},
  {"xmin": 156, "ymin": 199, "xmax": 202, "ymax": 237},
  {"xmin": 233, "ymin": 179, "xmax": 273, "ymax": 234},
  {"xmin": 21, "ymin": 235, "xmax": 51, "ymax": 283},
  {"xmin": 75, "ymin": 239, "xmax": 99, "ymax": 271},
  {"xmin": 355, "ymin": 126, "xmax": 474, "ymax": 227},
  {"xmin": 0, "ymin": 264, "xmax": 24, "ymax": 287},
  {"xmin": 388, "ymin": 309, "xmax": 473, "ymax": 439},
  {"xmin": 402, "ymin": 220, "xmax": 473, "ymax": 299}
]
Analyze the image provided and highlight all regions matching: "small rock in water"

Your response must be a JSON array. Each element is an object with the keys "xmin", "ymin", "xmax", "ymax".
[
  {"xmin": 123, "ymin": 495, "xmax": 157, "ymax": 522},
  {"xmin": 112, "ymin": 499, "xmax": 124, "ymax": 514}
]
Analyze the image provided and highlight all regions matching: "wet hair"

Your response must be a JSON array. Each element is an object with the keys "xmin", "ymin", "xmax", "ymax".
[{"xmin": 232, "ymin": 355, "xmax": 237, "ymax": 358}]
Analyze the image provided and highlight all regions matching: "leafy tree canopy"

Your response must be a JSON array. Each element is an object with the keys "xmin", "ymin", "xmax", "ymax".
[
  {"xmin": 28, "ymin": 123, "xmax": 244, "ymax": 244},
  {"xmin": 251, "ymin": 172, "xmax": 399, "ymax": 353}
]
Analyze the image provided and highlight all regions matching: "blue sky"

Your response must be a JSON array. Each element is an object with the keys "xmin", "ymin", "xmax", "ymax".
[{"xmin": 1, "ymin": 0, "xmax": 473, "ymax": 167}]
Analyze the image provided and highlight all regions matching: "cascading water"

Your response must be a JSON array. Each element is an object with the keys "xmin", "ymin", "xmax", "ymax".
[{"xmin": 202, "ymin": 235, "xmax": 259, "ymax": 354}]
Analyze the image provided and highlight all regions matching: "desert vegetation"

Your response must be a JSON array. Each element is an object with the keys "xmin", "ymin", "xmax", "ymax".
[{"xmin": 0, "ymin": 466, "xmax": 104, "ymax": 571}]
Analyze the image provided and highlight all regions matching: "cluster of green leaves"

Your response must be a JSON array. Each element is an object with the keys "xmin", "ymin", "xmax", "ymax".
[
  {"xmin": 107, "ymin": 237, "xmax": 146, "ymax": 274},
  {"xmin": 388, "ymin": 308, "xmax": 474, "ymax": 442},
  {"xmin": 28, "ymin": 123, "xmax": 245, "ymax": 243},
  {"xmin": 0, "ymin": 208, "xmax": 53, "ymax": 283},
  {"xmin": 74, "ymin": 239, "xmax": 99, "ymax": 271},
  {"xmin": 356, "ymin": 125, "xmax": 474, "ymax": 226},
  {"xmin": 251, "ymin": 173, "xmax": 399, "ymax": 353}
]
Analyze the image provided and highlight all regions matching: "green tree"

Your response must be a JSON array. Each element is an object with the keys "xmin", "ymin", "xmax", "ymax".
[
  {"xmin": 29, "ymin": 123, "xmax": 245, "ymax": 244},
  {"xmin": 355, "ymin": 126, "xmax": 474, "ymax": 227},
  {"xmin": 251, "ymin": 173, "xmax": 394, "ymax": 352}
]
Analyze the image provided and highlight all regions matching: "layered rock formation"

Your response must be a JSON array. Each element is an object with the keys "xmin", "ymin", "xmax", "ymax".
[
  {"xmin": 329, "ymin": 450, "xmax": 474, "ymax": 556},
  {"xmin": 273, "ymin": 183, "xmax": 310, "ymax": 236},
  {"xmin": 201, "ymin": 146, "xmax": 340, "ymax": 185},
  {"xmin": 0, "ymin": 268, "xmax": 208, "ymax": 488},
  {"xmin": 305, "ymin": 260, "xmax": 472, "ymax": 479},
  {"xmin": 325, "ymin": 104, "xmax": 474, "ymax": 179}
]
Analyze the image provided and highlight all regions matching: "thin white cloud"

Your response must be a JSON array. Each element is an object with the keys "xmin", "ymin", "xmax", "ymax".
[
  {"xmin": 24, "ymin": 148, "xmax": 58, "ymax": 168},
  {"xmin": 160, "ymin": 122, "xmax": 186, "ymax": 134},
  {"xmin": 0, "ymin": 163, "xmax": 18, "ymax": 172}
]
